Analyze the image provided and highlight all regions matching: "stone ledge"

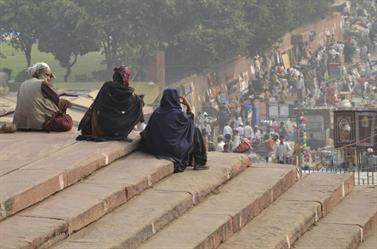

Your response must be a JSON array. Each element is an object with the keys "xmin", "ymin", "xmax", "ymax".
[
  {"xmin": 0, "ymin": 131, "xmax": 139, "ymax": 221},
  {"xmin": 293, "ymin": 186, "xmax": 377, "ymax": 249},
  {"xmin": 50, "ymin": 153, "xmax": 250, "ymax": 249},
  {"xmin": 218, "ymin": 173, "xmax": 354, "ymax": 249},
  {"xmin": 138, "ymin": 166, "xmax": 298, "ymax": 249},
  {"xmin": 0, "ymin": 152, "xmax": 174, "ymax": 249}
]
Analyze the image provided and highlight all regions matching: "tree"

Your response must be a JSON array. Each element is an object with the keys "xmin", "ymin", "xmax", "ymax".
[
  {"xmin": 245, "ymin": 0, "xmax": 333, "ymax": 56},
  {"xmin": 116, "ymin": 0, "xmax": 177, "ymax": 80},
  {"xmin": 76, "ymin": 0, "xmax": 177, "ymax": 80},
  {"xmin": 0, "ymin": 28, "xmax": 5, "ymax": 59},
  {"xmin": 37, "ymin": 0, "xmax": 100, "ymax": 81},
  {"xmin": 165, "ymin": 0, "xmax": 250, "ymax": 79},
  {"xmin": 0, "ymin": 0, "xmax": 335, "ymax": 82},
  {"xmin": 244, "ymin": 0, "xmax": 290, "ymax": 55},
  {"xmin": 75, "ymin": 0, "xmax": 132, "ymax": 71},
  {"xmin": 0, "ymin": 0, "xmax": 43, "ymax": 67}
]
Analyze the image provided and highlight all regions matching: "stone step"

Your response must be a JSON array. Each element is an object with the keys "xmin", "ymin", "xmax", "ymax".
[
  {"xmin": 358, "ymin": 227, "xmax": 377, "ymax": 249},
  {"xmin": 217, "ymin": 173, "xmax": 354, "ymax": 249},
  {"xmin": 0, "ymin": 151, "xmax": 173, "ymax": 249},
  {"xmin": 0, "ymin": 132, "xmax": 77, "ymax": 176},
  {"xmin": 293, "ymin": 186, "xmax": 377, "ymax": 249},
  {"xmin": 0, "ymin": 131, "xmax": 139, "ymax": 221},
  {"xmin": 137, "ymin": 164, "xmax": 299, "ymax": 249},
  {"xmin": 50, "ymin": 153, "xmax": 250, "ymax": 249},
  {"xmin": 0, "ymin": 152, "xmax": 249, "ymax": 249}
]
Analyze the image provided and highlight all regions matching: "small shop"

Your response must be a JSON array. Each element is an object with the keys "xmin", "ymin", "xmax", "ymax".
[
  {"xmin": 334, "ymin": 108, "xmax": 377, "ymax": 168},
  {"xmin": 294, "ymin": 107, "xmax": 334, "ymax": 149},
  {"xmin": 268, "ymin": 101, "xmax": 290, "ymax": 120}
]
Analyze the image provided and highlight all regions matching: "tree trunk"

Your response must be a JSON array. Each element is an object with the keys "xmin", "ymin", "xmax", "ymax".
[
  {"xmin": 64, "ymin": 67, "xmax": 71, "ymax": 82},
  {"xmin": 24, "ymin": 44, "xmax": 32, "ymax": 67},
  {"xmin": 102, "ymin": 36, "xmax": 115, "ymax": 71},
  {"xmin": 64, "ymin": 54, "xmax": 78, "ymax": 82}
]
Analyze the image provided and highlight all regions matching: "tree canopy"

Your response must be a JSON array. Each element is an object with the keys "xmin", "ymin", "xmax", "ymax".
[
  {"xmin": 38, "ymin": 0, "xmax": 100, "ymax": 81},
  {"xmin": 0, "ymin": 0, "xmax": 44, "ymax": 67},
  {"xmin": 0, "ymin": 0, "xmax": 333, "ymax": 81}
]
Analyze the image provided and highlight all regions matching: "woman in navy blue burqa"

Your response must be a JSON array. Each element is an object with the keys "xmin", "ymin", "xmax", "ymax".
[{"xmin": 141, "ymin": 89, "xmax": 207, "ymax": 172}]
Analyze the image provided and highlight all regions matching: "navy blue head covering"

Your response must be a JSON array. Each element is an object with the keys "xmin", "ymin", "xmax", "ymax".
[
  {"xmin": 141, "ymin": 88, "xmax": 195, "ymax": 163},
  {"xmin": 159, "ymin": 88, "xmax": 181, "ymax": 110}
]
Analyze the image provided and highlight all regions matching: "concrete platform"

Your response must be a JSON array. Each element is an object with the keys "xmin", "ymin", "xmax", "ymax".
[
  {"xmin": 293, "ymin": 186, "xmax": 377, "ymax": 249},
  {"xmin": 51, "ymin": 153, "xmax": 250, "ymax": 249},
  {"xmin": 217, "ymin": 173, "xmax": 354, "ymax": 249},
  {"xmin": 0, "ymin": 152, "xmax": 173, "ymax": 249},
  {"xmin": 359, "ymin": 227, "xmax": 377, "ymax": 249},
  {"xmin": 2, "ymin": 128, "xmax": 374, "ymax": 249},
  {"xmin": 0, "ymin": 131, "xmax": 140, "ymax": 220},
  {"xmin": 138, "ymin": 164, "xmax": 298, "ymax": 249},
  {"xmin": 0, "ymin": 153, "xmax": 249, "ymax": 249}
]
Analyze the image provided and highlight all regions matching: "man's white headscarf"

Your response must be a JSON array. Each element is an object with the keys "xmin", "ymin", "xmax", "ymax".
[{"xmin": 27, "ymin": 62, "xmax": 51, "ymax": 77}]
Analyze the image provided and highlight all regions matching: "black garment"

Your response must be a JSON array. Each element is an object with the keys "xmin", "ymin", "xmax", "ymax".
[
  {"xmin": 77, "ymin": 81, "xmax": 144, "ymax": 141},
  {"xmin": 140, "ymin": 89, "xmax": 194, "ymax": 164},
  {"xmin": 188, "ymin": 127, "xmax": 207, "ymax": 166},
  {"xmin": 171, "ymin": 127, "xmax": 208, "ymax": 173}
]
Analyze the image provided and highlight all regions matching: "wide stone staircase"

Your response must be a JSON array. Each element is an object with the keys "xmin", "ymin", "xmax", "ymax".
[{"xmin": 0, "ymin": 131, "xmax": 376, "ymax": 249}]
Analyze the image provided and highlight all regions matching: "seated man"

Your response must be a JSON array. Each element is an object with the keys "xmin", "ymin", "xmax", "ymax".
[
  {"xmin": 77, "ymin": 65, "xmax": 144, "ymax": 141},
  {"xmin": 140, "ymin": 89, "xmax": 207, "ymax": 172},
  {"xmin": 13, "ymin": 62, "xmax": 72, "ymax": 132}
]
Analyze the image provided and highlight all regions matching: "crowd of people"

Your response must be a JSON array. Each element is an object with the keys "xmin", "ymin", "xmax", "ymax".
[
  {"xmin": 4, "ymin": 0, "xmax": 377, "ymax": 171},
  {"xmin": 195, "ymin": 0, "xmax": 377, "ymax": 166}
]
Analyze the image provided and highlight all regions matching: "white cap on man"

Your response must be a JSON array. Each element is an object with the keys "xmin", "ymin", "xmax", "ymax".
[{"xmin": 27, "ymin": 62, "xmax": 51, "ymax": 77}]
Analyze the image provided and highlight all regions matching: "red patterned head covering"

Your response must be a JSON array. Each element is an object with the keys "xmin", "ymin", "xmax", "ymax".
[{"xmin": 113, "ymin": 65, "xmax": 131, "ymax": 87}]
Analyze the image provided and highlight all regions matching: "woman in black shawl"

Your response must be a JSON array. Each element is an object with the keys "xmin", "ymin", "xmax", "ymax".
[
  {"xmin": 140, "ymin": 88, "xmax": 207, "ymax": 172},
  {"xmin": 77, "ymin": 65, "xmax": 144, "ymax": 141}
]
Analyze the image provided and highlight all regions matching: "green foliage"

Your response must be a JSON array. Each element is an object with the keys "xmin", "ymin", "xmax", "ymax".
[
  {"xmin": 245, "ymin": 0, "xmax": 333, "ymax": 55},
  {"xmin": 75, "ymin": 0, "xmax": 176, "ymax": 78},
  {"xmin": 0, "ymin": 43, "xmax": 105, "ymax": 82},
  {"xmin": 0, "ymin": 0, "xmax": 334, "ymax": 82},
  {"xmin": 0, "ymin": 0, "xmax": 45, "ymax": 66},
  {"xmin": 166, "ymin": 0, "xmax": 249, "ymax": 74},
  {"xmin": 37, "ymin": 0, "xmax": 101, "ymax": 81}
]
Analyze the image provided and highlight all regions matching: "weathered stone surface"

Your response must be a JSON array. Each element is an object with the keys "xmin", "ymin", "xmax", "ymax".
[
  {"xmin": 359, "ymin": 227, "xmax": 377, "ymax": 249},
  {"xmin": 321, "ymin": 186, "xmax": 377, "ymax": 235},
  {"xmin": 0, "ymin": 152, "xmax": 173, "ymax": 249},
  {"xmin": 293, "ymin": 224, "xmax": 362, "ymax": 249},
  {"xmin": 218, "ymin": 173, "xmax": 354, "ymax": 249},
  {"xmin": 218, "ymin": 201, "xmax": 321, "ymax": 249},
  {"xmin": 139, "ymin": 166, "xmax": 298, "ymax": 249},
  {"xmin": 154, "ymin": 153, "xmax": 250, "ymax": 204},
  {"xmin": 279, "ymin": 173, "xmax": 354, "ymax": 216},
  {"xmin": 194, "ymin": 167, "xmax": 298, "ymax": 232},
  {"xmin": 293, "ymin": 186, "xmax": 377, "ymax": 249},
  {"xmin": 0, "ymin": 168, "xmax": 64, "ymax": 220},
  {"xmin": 0, "ymin": 216, "xmax": 67, "ymax": 249},
  {"xmin": 20, "ymin": 153, "xmax": 173, "ymax": 233},
  {"xmin": 52, "ymin": 191, "xmax": 193, "ymax": 249},
  {"xmin": 0, "ymin": 131, "xmax": 77, "ymax": 176},
  {"xmin": 52, "ymin": 153, "xmax": 250, "ymax": 249},
  {"xmin": 0, "ymin": 132, "xmax": 139, "ymax": 220},
  {"xmin": 142, "ymin": 214, "xmax": 234, "ymax": 249}
]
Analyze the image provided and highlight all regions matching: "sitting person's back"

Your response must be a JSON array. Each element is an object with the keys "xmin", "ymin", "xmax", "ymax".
[
  {"xmin": 140, "ymin": 89, "xmax": 207, "ymax": 172},
  {"xmin": 77, "ymin": 65, "xmax": 144, "ymax": 141},
  {"xmin": 13, "ymin": 62, "xmax": 72, "ymax": 132}
]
